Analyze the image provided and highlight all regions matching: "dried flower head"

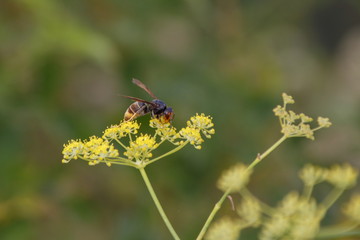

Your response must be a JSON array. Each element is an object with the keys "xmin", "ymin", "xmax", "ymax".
[
  {"xmin": 326, "ymin": 164, "xmax": 358, "ymax": 189},
  {"xmin": 217, "ymin": 163, "xmax": 252, "ymax": 193},
  {"xmin": 205, "ymin": 217, "xmax": 241, "ymax": 240},
  {"xmin": 273, "ymin": 93, "xmax": 331, "ymax": 140},
  {"xmin": 282, "ymin": 93, "xmax": 295, "ymax": 104},
  {"xmin": 317, "ymin": 117, "xmax": 332, "ymax": 128}
]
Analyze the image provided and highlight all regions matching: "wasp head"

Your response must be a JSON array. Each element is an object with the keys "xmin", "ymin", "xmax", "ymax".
[{"xmin": 159, "ymin": 107, "xmax": 174, "ymax": 124}]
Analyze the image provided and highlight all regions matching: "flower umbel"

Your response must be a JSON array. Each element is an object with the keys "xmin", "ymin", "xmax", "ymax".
[
  {"xmin": 124, "ymin": 134, "xmax": 158, "ymax": 163},
  {"xmin": 62, "ymin": 114, "xmax": 214, "ymax": 168},
  {"xmin": 217, "ymin": 163, "xmax": 252, "ymax": 193},
  {"xmin": 62, "ymin": 136, "xmax": 119, "ymax": 166},
  {"xmin": 325, "ymin": 164, "xmax": 358, "ymax": 189},
  {"xmin": 187, "ymin": 113, "xmax": 215, "ymax": 138},
  {"xmin": 62, "ymin": 139, "xmax": 84, "ymax": 163},
  {"xmin": 102, "ymin": 121, "xmax": 140, "ymax": 140},
  {"xmin": 299, "ymin": 164, "xmax": 328, "ymax": 186}
]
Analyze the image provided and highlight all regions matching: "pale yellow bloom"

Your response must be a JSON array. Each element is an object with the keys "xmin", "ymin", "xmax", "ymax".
[
  {"xmin": 260, "ymin": 214, "xmax": 289, "ymax": 240},
  {"xmin": 299, "ymin": 113, "xmax": 313, "ymax": 123},
  {"xmin": 237, "ymin": 198, "xmax": 261, "ymax": 227},
  {"xmin": 260, "ymin": 192, "xmax": 323, "ymax": 240},
  {"xmin": 326, "ymin": 164, "xmax": 358, "ymax": 189},
  {"xmin": 317, "ymin": 117, "xmax": 332, "ymax": 128},
  {"xmin": 205, "ymin": 217, "xmax": 241, "ymax": 240},
  {"xmin": 342, "ymin": 194, "xmax": 360, "ymax": 223},
  {"xmin": 282, "ymin": 93, "xmax": 295, "ymax": 104},
  {"xmin": 273, "ymin": 105, "xmax": 286, "ymax": 118},
  {"xmin": 217, "ymin": 163, "xmax": 252, "ymax": 193},
  {"xmin": 299, "ymin": 164, "xmax": 328, "ymax": 186}
]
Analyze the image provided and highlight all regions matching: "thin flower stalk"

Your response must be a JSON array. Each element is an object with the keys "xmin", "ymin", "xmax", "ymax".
[
  {"xmin": 62, "ymin": 113, "xmax": 215, "ymax": 240},
  {"xmin": 139, "ymin": 167, "xmax": 180, "ymax": 240}
]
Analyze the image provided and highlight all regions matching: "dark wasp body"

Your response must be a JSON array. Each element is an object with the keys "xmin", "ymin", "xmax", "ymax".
[{"xmin": 123, "ymin": 79, "xmax": 174, "ymax": 123}]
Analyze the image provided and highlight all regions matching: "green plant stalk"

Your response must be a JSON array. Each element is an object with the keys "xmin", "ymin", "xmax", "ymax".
[
  {"xmin": 145, "ymin": 141, "xmax": 189, "ymax": 166},
  {"xmin": 196, "ymin": 188, "xmax": 231, "ymax": 240},
  {"xmin": 196, "ymin": 135, "xmax": 287, "ymax": 240},
  {"xmin": 247, "ymin": 135, "xmax": 287, "ymax": 171},
  {"xmin": 139, "ymin": 167, "xmax": 180, "ymax": 240},
  {"xmin": 321, "ymin": 187, "xmax": 345, "ymax": 211},
  {"xmin": 302, "ymin": 183, "xmax": 314, "ymax": 201},
  {"xmin": 316, "ymin": 222, "xmax": 360, "ymax": 239}
]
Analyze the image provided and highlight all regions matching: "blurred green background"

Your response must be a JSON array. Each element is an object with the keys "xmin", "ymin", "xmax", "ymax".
[{"xmin": 1, "ymin": 0, "xmax": 360, "ymax": 239}]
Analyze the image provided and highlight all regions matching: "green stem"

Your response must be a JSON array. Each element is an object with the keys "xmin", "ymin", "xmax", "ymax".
[
  {"xmin": 196, "ymin": 188, "xmax": 231, "ymax": 240},
  {"xmin": 196, "ymin": 135, "xmax": 287, "ymax": 240},
  {"xmin": 316, "ymin": 222, "xmax": 360, "ymax": 239},
  {"xmin": 302, "ymin": 184, "xmax": 314, "ymax": 201},
  {"xmin": 145, "ymin": 141, "xmax": 189, "ymax": 166},
  {"xmin": 79, "ymin": 156, "xmax": 137, "ymax": 168},
  {"xmin": 139, "ymin": 167, "xmax": 180, "ymax": 240},
  {"xmin": 115, "ymin": 139, "xmax": 127, "ymax": 149},
  {"xmin": 321, "ymin": 187, "xmax": 345, "ymax": 210},
  {"xmin": 247, "ymin": 135, "xmax": 287, "ymax": 171}
]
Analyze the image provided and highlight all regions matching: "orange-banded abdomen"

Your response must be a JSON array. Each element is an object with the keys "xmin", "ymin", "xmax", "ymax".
[{"xmin": 124, "ymin": 101, "xmax": 150, "ymax": 121}]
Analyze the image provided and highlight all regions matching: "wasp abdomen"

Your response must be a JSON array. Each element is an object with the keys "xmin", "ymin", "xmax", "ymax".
[{"xmin": 124, "ymin": 101, "xmax": 149, "ymax": 121}]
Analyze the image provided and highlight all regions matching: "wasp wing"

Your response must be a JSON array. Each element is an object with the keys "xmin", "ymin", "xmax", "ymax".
[
  {"xmin": 121, "ymin": 95, "xmax": 157, "ymax": 107},
  {"xmin": 132, "ymin": 78, "xmax": 158, "ymax": 99}
]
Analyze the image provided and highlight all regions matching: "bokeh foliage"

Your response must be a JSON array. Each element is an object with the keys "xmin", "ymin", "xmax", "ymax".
[{"xmin": 1, "ymin": 0, "xmax": 360, "ymax": 239}]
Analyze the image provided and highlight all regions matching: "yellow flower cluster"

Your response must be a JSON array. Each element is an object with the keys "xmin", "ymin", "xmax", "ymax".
[
  {"xmin": 62, "ymin": 136, "xmax": 119, "ymax": 166},
  {"xmin": 273, "ymin": 93, "xmax": 332, "ymax": 140},
  {"xmin": 62, "ymin": 113, "xmax": 215, "ymax": 167},
  {"xmin": 102, "ymin": 121, "xmax": 140, "ymax": 140},
  {"xmin": 124, "ymin": 134, "xmax": 158, "ymax": 163},
  {"xmin": 149, "ymin": 118, "xmax": 179, "ymax": 143},
  {"xmin": 187, "ymin": 113, "xmax": 215, "ymax": 138}
]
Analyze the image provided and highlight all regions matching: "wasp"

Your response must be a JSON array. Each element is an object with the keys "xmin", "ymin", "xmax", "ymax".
[{"xmin": 122, "ymin": 79, "xmax": 174, "ymax": 123}]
